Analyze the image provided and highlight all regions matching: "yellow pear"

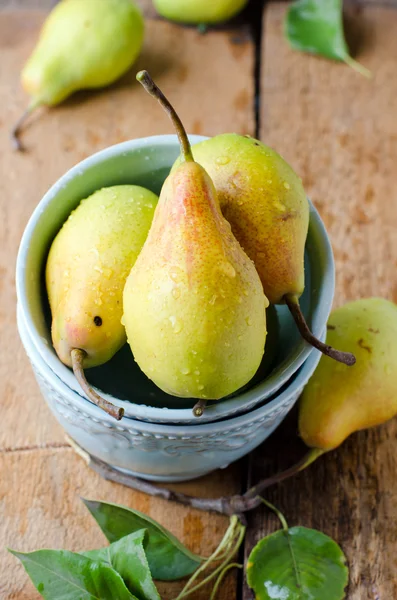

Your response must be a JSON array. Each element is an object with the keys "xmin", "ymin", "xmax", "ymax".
[
  {"xmin": 12, "ymin": 0, "xmax": 144, "ymax": 150},
  {"xmin": 123, "ymin": 72, "xmax": 268, "ymax": 412},
  {"xmin": 153, "ymin": 0, "xmax": 248, "ymax": 24},
  {"xmin": 46, "ymin": 185, "xmax": 157, "ymax": 418},
  {"xmin": 237, "ymin": 299, "xmax": 397, "ymax": 497},
  {"xmin": 300, "ymin": 298, "xmax": 397, "ymax": 450},
  {"xmin": 176, "ymin": 134, "xmax": 355, "ymax": 366}
]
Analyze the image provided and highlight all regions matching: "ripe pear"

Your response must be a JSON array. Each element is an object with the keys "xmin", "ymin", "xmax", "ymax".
[
  {"xmin": 238, "ymin": 298, "xmax": 397, "ymax": 499},
  {"xmin": 176, "ymin": 133, "xmax": 355, "ymax": 366},
  {"xmin": 152, "ymin": 0, "xmax": 248, "ymax": 24},
  {"xmin": 300, "ymin": 298, "xmax": 397, "ymax": 451},
  {"xmin": 46, "ymin": 185, "xmax": 158, "ymax": 419},
  {"xmin": 12, "ymin": 0, "xmax": 144, "ymax": 150},
  {"xmin": 123, "ymin": 72, "xmax": 268, "ymax": 409}
]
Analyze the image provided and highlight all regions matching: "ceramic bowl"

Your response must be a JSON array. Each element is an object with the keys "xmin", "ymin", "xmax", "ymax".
[
  {"xmin": 17, "ymin": 303, "xmax": 322, "ymax": 482},
  {"xmin": 16, "ymin": 135, "xmax": 334, "ymax": 424}
]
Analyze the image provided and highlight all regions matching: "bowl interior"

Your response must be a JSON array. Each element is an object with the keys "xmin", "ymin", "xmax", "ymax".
[{"xmin": 17, "ymin": 135, "xmax": 333, "ymax": 423}]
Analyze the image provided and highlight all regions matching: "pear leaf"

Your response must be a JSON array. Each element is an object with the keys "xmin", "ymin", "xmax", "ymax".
[
  {"xmin": 285, "ymin": 0, "xmax": 370, "ymax": 76},
  {"xmin": 9, "ymin": 548, "xmax": 137, "ymax": 600},
  {"xmin": 246, "ymin": 526, "xmax": 348, "ymax": 600},
  {"xmin": 84, "ymin": 529, "xmax": 160, "ymax": 600},
  {"xmin": 82, "ymin": 499, "xmax": 202, "ymax": 580}
]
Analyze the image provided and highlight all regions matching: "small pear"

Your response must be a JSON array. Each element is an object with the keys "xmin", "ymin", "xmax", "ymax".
[
  {"xmin": 153, "ymin": 0, "xmax": 248, "ymax": 24},
  {"xmin": 46, "ymin": 185, "xmax": 158, "ymax": 419},
  {"xmin": 237, "ymin": 298, "xmax": 397, "ymax": 499},
  {"xmin": 12, "ymin": 0, "xmax": 144, "ymax": 150},
  {"xmin": 299, "ymin": 298, "xmax": 397, "ymax": 450},
  {"xmin": 177, "ymin": 133, "xmax": 355, "ymax": 366},
  {"xmin": 123, "ymin": 72, "xmax": 268, "ymax": 408}
]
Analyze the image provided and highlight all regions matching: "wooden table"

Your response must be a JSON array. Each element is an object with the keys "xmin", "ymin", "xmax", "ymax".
[{"xmin": 1, "ymin": 1, "xmax": 396, "ymax": 598}]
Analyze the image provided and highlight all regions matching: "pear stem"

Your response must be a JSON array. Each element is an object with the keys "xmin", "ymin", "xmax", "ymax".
[
  {"xmin": 71, "ymin": 349, "xmax": 124, "ymax": 421},
  {"xmin": 175, "ymin": 519, "xmax": 245, "ymax": 600},
  {"xmin": 209, "ymin": 564, "xmax": 243, "ymax": 600},
  {"xmin": 136, "ymin": 70, "xmax": 193, "ymax": 163},
  {"xmin": 343, "ymin": 54, "xmax": 372, "ymax": 79},
  {"xmin": 10, "ymin": 103, "xmax": 38, "ymax": 152},
  {"xmin": 73, "ymin": 440, "xmax": 324, "ymax": 516},
  {"xmin": 259, "ymin": 498, "xmax": 289, "ymax": 531},
  {"xmin": 284, "ymin": 294, "xmax": 356, "ymax": 366},
  {"xmin": 193, "ymin": 399, "xmax": 207, "ymax": 417},
  {"xmin": 242, "ymin": 447, "xmax": 325, "ymax": 500}
]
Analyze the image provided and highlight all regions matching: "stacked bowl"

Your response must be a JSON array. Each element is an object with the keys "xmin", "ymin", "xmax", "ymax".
[{"xmin": 16, "ymin": 135, "xmax": 333, "ymax": 482}]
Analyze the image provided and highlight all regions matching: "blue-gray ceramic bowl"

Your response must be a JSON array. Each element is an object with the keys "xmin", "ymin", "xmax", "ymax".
[
  {"xmin": 16, "ymin": 135, "xmax": 334, "ymax": 424},
  {"xmin": 17, "ymin": 302, "xmax": 322, "ymax": 482}
]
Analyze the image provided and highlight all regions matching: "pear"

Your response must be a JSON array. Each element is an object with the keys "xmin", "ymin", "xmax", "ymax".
[
  {"xmin": 152, "ymin": 0, "xmax": 248, "ymax": 24},
  {"xmin": 123, "ymin": 72, "xmax": 268, "ymax": 411},
  {"xmin": 239, "ymin": 298, "xmax": 397, "ymax": 499},
  {"xmin": 46, "ymin": 185, "xmax": 158, "ymax": 419},
  {"xmin": 12, "ymin": 0, "xmax": 144, "ymax": 150},
  {"xmin": 176, "ymin": 133, "xmax": 355, "ymax": 366},
  {"xmin": 299, "ymin": 297, "xmax": 397, "ymax": 450}
]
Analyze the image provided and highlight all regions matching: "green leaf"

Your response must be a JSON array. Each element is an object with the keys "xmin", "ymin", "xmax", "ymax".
[
  {"xmin": 9, "ymin": 548, "xmax": 138, "ymax": 600},
  {"xmin": 285, "ymin": 0, "xmax": 370, "ymax": 76},
  {"xmin": 82, "ymin": 498, "xmax": 202, "ymax": 581},
  {"xmin": 84, "ymin": 530, "xmax": 160, "ymax": 600},
  {"xmin": 246, "ymin": 526, "xmax": 348, "ymax": 600}
]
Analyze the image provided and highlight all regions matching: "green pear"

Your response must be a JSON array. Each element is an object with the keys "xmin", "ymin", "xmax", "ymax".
[
  {"xmin": 12, "ymin": 0, "xmax": 144, "ymax": 150},
  {"xmin": 123, "ymin": 72, "xmax": 268, "ymax": 407},
  {"xmin": 299, "ymin": 298, "xmax": 397, "ymax": 450},
  {"xmin": 176, "ymin": 133, "xmax": 355, "ymax": 366},
  {"xmin": 46, "ymin": 185, "xmax": 157, "ymax": 419},
  {"xmin": 153, "ymin": 0, "xmax": 248, "ymax": 24}
]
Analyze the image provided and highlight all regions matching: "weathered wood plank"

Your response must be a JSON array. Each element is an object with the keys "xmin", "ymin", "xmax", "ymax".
[
  {"xmin": 0, "ymin": 10, "xmax": 254, "ymax": 451},
  {"xmin": 243, "ymin": 4, "xmax": 397, "ymax": 599},
  {"xmin": 0, "ymin": 448, "xmax": 240, "ymax": 599},
  {"xmin": 260, "ymin": 3, "xmax": 397, "ymax": 306}
]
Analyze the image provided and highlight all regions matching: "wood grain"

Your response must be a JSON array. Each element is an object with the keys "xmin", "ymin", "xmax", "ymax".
[
  {"xmin": 243, "ymin": 4, "xmax": 397, "ymax": 599},
  {"xmin": 0, "ymin": 448, "xmax": 240, "ymax": 599}
]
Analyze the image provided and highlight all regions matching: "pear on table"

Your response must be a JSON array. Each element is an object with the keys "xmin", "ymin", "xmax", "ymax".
[
  {"xmin": 179, "ymin": 133, "xmax": 355, "ymax": 366},
  {"xmin": 240, "ymin": 297, "xmax": 397, "ymax": 498},
  {"xmin": 12, "ymin": 0, "xmax": 144, "ymax": 150},
  {"xmin": 46, "ymin": 185, "xmax": 158, "ymax": 419},
  {"xmin": 123, "ymin": 72, "xmax": 268, "ymax": 415},
  {"xmin": 299, "ymin": 297, "xmax": 397, "ymax": 451},
  {"xmin": 152, "ymin": 0, "xmax": 248, "ymax": 24}
]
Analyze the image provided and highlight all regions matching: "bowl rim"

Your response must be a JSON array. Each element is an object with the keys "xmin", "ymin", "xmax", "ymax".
[
  {"xmin": 17, "ymin": 300, "xmax": 322, "ymax": 434},
  {"xmin": 16, "ymin": 134, "xmax": 333, "ymax": 423}
]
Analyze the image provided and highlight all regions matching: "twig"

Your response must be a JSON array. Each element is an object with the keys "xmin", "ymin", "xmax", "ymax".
[{"xmin": 70, "ymin": 439, "xmax": 324, "ymax": 516}]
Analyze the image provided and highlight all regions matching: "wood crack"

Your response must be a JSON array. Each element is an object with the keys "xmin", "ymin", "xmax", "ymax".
[{"xmin": 0, "ymin": 442, "xmax": 71, "ymax": 454}]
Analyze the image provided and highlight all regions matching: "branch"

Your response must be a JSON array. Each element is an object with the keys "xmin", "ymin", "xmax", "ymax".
[{"xmin": 67, "ymin": 436, "xmax": 323, "ymax": 516}]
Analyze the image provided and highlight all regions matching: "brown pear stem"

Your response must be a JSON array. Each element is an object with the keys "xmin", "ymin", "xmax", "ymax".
[
  {"xmin": 284, "ymin": 294, "xmax": 356, "ymax": 366},
  {"xmin": 193, "ymin": 399, "xmax": 207, "ymax": 417},
  {"xmin": 71, "ymin": 437, "xmax": 324, "ymax": 516},
  {"xmin": 242, "ymin": 447, "xmax": 325, "ymax": 500},
  {"xmin": 136, "ymin": 70, "xmax": 194, "ymax": 163},
  {"xmin": 10, "ymin": 104, "xmax": 38, "ymax": 152},
  {"xmin": 71, "ymin": 349, "xmax": 124, "ymax": 421}
]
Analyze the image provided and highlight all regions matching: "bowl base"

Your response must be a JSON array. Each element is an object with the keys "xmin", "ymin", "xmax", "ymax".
[
  {"xmin": 67, "ymin": 434, "xmax": 218, "ymax": 483},
  {"xmin": 108, "ymin": 463, "xmax": 217, "ymax": 483}
]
